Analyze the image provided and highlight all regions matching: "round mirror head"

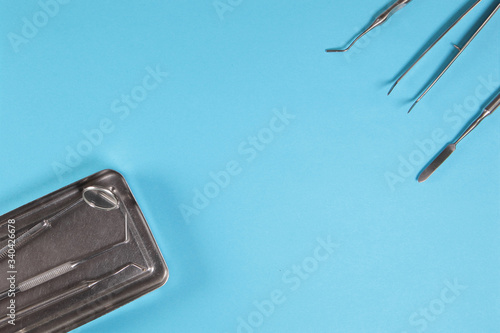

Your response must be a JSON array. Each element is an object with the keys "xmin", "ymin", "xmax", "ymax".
[{"xmin": 82, "ymin": 187, "xmax": 119, "ymax": 211}]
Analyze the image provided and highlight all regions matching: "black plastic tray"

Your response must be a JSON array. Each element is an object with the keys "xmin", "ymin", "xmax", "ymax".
[{"xmin": 0, "ymin": 170, "xmax": 168, "ymax": 332}]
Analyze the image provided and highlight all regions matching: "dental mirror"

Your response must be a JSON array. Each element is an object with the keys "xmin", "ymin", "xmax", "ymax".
[{"xmin": 82, "ymin": 187, "xmax": 119, "ymax": 211}]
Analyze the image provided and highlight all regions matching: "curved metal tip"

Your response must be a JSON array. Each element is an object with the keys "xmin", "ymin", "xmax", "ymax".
[
  {"xmin": 387, "ymin": 82, "xmax": 398, "ymax": 95},
  {"xmin": 326, "ymin": 47, "xmax": 349, "ymax": 53},
  {"xmin": 326, "ymin": 29, "xmax": 369, "ymax": 54},
  {"xmin": 407, "ymin": 100, "xmax": 418, "ymax": 114},
  {"xmin": 388, "ymin": 75, "xmax": 406, "ymax": 95}
]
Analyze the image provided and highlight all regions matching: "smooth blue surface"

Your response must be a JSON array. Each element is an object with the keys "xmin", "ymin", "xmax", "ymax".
[{"xmin": 1, "ymin": 0, "xmax": 499, "ymax": 332}]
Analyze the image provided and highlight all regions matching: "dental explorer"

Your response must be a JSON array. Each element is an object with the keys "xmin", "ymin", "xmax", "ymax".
[{"xmin": 326, "ymin": 0, "xmax": 413, "ymax": 53}]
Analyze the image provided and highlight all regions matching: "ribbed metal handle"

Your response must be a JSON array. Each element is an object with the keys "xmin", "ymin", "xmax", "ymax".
[{"xmin": 18, "ymin": 262, "xmax": 74, "ymax": 292}]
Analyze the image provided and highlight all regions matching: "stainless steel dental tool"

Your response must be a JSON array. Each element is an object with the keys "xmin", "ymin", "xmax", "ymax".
[
  {"xmin": 418, "ymin": 91, "xmax": 500, "ymax": 182},
  {"xmin": 0, "ymin": 169, "xmax": 168, "ymax": 332},
  {"xmin": 326, "ymin": 0, "xmax": 413, "ymax": 53},
  {"xmin": 0, "ymin": 186, "xmax": 120, "ymax": 260},
  {"xmin": 387, "ymin": 0, "xmax": 483, "ymax": 95},
  {"xmin": 0, "ymin": 213, "xmax": 128, "ymax": 301},
  {"xmin": 0, "ymin": 263, "xmax": 145, "ymax": 328},
  {"xmin": 407, "ymin": 2, "xmax": 500, "ymax": 113}
]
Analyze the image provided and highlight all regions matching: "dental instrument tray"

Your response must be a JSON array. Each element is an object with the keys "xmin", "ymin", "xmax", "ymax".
[{"xmin": 0, "ymin": 170, "xmax": 168, "ymax": 332}]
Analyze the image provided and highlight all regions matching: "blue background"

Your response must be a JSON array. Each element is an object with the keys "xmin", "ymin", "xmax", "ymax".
[{"xmin": 1, "ymin": 0, "xmax": 499, "ymax": 332}]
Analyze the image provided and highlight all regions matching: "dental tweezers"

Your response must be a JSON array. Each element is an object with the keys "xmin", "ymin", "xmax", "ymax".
[
  {"xmin": 388, "ymin": 0, "xmax": 483, "ymax": 95},
  {"xmin": 394, "ymin": 1, "xmax": 500, "ymax": 113}
]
